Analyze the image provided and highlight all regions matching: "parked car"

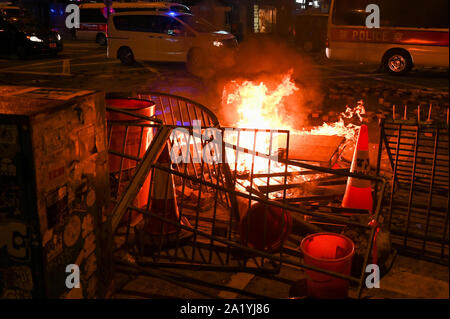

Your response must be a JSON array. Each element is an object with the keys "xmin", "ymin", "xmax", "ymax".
[
  {"xmin": 0, "ymin": 2, "xmax": 24, "ymax": 18},
  {"xmin": 107, "ymin": 11, "xmax": 238, "ymax": 72},
  {"xmin": 0, "ymin": 15, "xmax": 63, "ymax": 58}
]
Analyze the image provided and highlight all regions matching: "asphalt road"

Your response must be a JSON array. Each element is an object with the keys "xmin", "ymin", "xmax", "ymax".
[{"xmin": 0, "ymin": 39, "xmax": 448, "ymax": 123}]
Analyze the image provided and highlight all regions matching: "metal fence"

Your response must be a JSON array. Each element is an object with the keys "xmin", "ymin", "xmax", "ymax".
[
  {"xmin": 106, "ymin": 93, "xmax": 387, "ymax": 298},
  {"xmin": 377, "ymin": 119, "xmax": 449, "ymax": 265}
]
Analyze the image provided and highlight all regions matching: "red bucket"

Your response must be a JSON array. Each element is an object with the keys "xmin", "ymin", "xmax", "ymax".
[
  {"xmin": 240, "ymin": 202, "xmax": 292, "ymax": 253},
  {"xmin": 106, "ymin": 98, "xmax": 155, "ymax": 218},
  {"xmin": 300, "ymin": 233, "xmax": 355, "ymax": 299}
]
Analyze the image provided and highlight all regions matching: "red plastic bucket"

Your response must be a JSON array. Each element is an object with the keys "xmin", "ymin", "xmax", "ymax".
[
  {"xmin": 240, "ymin": 202, "xmax": 292, "ymax": 253},
  {"xmin": 300, "ymin": 233, "xmax": 355, "ymax": 299},
  {"xmin": 106, "ymin": 98, "xmax": 155, "ymax": 216}
]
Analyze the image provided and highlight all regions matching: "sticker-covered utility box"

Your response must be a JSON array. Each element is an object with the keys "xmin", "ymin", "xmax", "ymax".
[{"xmin": 0, "ymin": 86, "xmax": 112, "ymax": 299}]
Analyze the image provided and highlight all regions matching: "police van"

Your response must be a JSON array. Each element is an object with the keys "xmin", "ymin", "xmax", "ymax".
[{"xmin": 326, "ymin": 0, "xmax": 449, "ymax": 74}]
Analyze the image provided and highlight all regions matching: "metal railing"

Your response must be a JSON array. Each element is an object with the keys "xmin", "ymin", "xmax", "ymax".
[
  {"xmin": 107, "ymin": 93, "xmax": 386, "ymax": 298},
  {"xmin": 377, "ymin": 119, "xmax": 449, "ymax": 265}
]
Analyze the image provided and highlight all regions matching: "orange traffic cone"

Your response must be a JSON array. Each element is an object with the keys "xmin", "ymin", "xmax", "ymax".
[
  {"xmin": 144, "ymin": 143, "xmax": 183, "ymax": 236},
  {"xmin": 342, "ymin": 124, "xmax": 373, "ymax": 212}
]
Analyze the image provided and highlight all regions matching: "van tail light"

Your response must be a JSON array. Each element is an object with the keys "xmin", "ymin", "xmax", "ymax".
[{"xmin": 325, "ymin": 38, "xmax": 329, "ymax": 48}]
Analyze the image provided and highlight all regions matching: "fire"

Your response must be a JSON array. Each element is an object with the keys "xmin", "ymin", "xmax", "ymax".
[
  {"xmin": 224, "ymin": 70, "xmax": 299, "ymax": 130},
  {"xmin": 299, "ymin": 100, "xmax": 366, "ymax": 142},
  {"xmin": 222, "ymin": 71, "xmax": 299, "ymax": 179},
  {"xmin": 223, "ymin": 71, "xmax": 365, "ymax": 139},
  {"xmin": 220, "ymin": 71, "xmax": 366, "ymax": 197}
]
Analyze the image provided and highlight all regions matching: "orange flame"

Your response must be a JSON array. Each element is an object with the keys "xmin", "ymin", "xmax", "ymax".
[
  {"xmin": 299, "ymin": 100, "xmax": 366, "ymax": 142},
  {"xmin": 224, "ymin": 70, "xmax": 299, "ymax": 130},
  {"xmin": 221, "ymin": 72, "xmax": 365, "ymax": 195}
]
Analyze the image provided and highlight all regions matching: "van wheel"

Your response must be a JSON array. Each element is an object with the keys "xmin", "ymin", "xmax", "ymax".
[
  {"xmin": 96, "ymin": 33, "xmax": 107, "ymax": 46},
  {"xmin": 118, "ymin": 47, "xmax": 135, "ymax": 66},
  {"xmin": 383, "ymin": 50, "xmax": 412, "ymax": 75}
]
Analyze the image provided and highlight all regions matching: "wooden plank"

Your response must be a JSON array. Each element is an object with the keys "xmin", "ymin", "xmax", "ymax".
[{"xmin": 280, "ymin": 134, "xmax": 345, "ymax": 166}]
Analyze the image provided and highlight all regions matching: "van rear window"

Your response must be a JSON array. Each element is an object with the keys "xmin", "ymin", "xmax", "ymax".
[
  {"xmin": 113, "ymin": 15, "xmax": 148, "ymax": 32},
  {"xmin": 333, "ymin": 0, "xmax": 449, "ymax": 29},
  {"xmin": 113, "ymin": 15, "xmax": 183, "ymax": 34}
]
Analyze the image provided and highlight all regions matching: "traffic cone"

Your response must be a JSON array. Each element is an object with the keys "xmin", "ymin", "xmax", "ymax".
[
  {"xmin": 144, "ymin": 143, "xmax": 191, "ymax": 238},
  {"xmin": 342, "ymin": 124, "xmax": 373, "ymax": 212}
]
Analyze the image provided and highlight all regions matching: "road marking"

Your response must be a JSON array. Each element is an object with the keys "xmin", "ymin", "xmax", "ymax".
[
  {"xmin": 28, "ymin": 60, "xmax": 117, "ymax": 70},
  {"xmin": 69, "ymin": 60, "xmax": 118, "ymax": 67},
  {"xmin": 0, "ymin": 70, "xmax": 73, "ymax": 76},
  {"xmin": 63, "ymin": 42, "xmax": 99, "ymax": 48},
  {"xmin": 319, "ymin": 73, "xmax": 383, "ymax": 80},
  {"xmin": 76, "ymin": 53, "xmax": 107, "ymax": 60},
  {"xmin": 0, "ymin": 59, "xmax": 66, "ymax": 71}
]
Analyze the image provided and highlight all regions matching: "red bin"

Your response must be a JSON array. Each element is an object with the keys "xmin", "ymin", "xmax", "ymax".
[
  {"xmin": 300, "ymin": 233, "xmax": 355, "ymax": 299},
  {"xmin": 240, "ymin": 202, "xmax": 292, "ymax": 253}
]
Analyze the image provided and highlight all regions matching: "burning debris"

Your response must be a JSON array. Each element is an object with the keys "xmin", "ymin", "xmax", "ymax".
[
  {"xmin": 219, "ymin": 71, "xmax": 368, "ymax": 199},
  {"xmin": 222, "ymin": 70, "xmax": 366, "ymax": 136}
]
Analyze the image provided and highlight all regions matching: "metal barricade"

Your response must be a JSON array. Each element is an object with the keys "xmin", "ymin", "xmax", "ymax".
[
  {"xmin": 377, "ymin": 119, "xmax": 449, "ymax": 265},
  {"xmin": 105, "ymin": 93, "xmax": 386, "ymax": 298}
]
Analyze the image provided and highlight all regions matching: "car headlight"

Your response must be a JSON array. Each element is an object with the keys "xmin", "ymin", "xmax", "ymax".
[
  {"xmin": 56, "ymin": 33, "xmax": 61, "ymax": 41},
  {"xmin": 213, "ymin": 40, "xmax": 224, "ymax": 47},
  {"xmin": 27, "ymin": 35, "xmax": 43, "ymax": 42}
]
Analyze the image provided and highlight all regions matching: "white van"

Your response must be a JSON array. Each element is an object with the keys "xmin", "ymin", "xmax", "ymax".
[
  {"xmin": 107, "ymin": 11, "xmax": 238, "ymax": 69},
  {"xmin": 77, "ymin": 2, "xmax": 190, "ymax": 45}
]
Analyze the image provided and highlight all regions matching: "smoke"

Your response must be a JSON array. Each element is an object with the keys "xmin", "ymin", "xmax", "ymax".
[{"xmin": 202, "ymin": 36, "xmax": 324, "ymax": 129}]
